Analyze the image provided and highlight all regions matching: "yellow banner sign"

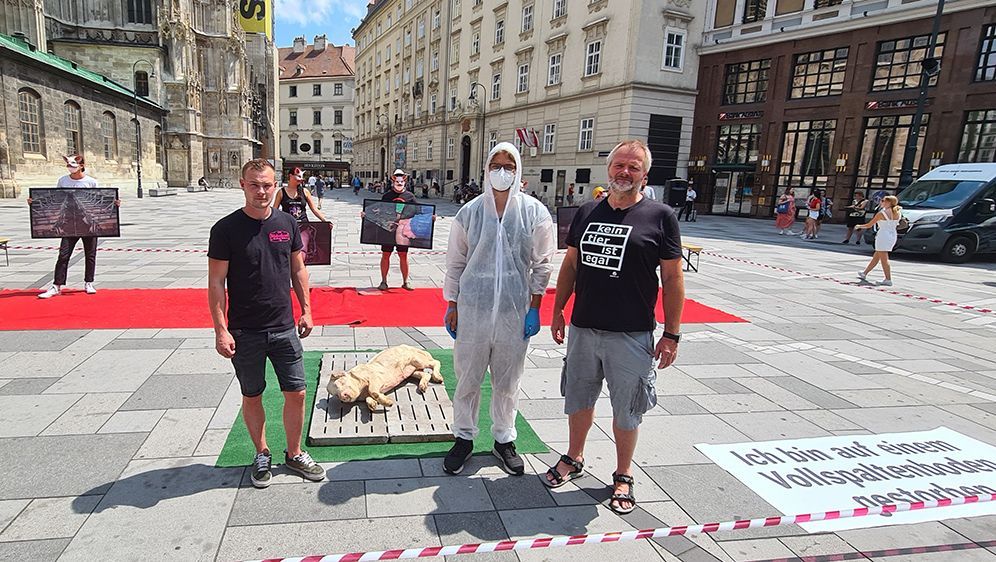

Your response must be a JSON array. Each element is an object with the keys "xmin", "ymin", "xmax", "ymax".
[{"xmin": 238, "ymin": 0, "xmax": 271, "ymax": 38}]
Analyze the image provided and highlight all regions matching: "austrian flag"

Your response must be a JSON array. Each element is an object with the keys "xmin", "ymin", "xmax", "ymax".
[{"xmin": 516, "ymin": 127, "xmax": 539, "ymax": 148}]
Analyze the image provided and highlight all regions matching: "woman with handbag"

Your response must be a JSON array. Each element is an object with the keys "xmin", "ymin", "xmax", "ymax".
[
  {"xmin": 802, "ymin": 189, "xmax": 822, "ymax": 240},
  {"xmin": 855, "ymin": 195, "xmax": 902, "ymax": 286},
  {"xmin": 842, "ymin": 191, "xmax": 869, "ymax": 244},
  {"xmin": 774, "ymin": 188, "xmax": 796, "ymax": 234}
]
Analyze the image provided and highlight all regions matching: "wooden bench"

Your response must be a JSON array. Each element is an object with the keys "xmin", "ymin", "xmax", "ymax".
[
  {"xmin": 149, "ymin": 187, "xmax": 178, "ymax": 197},
  {"xmin": 681, "ymin": 242, "xmax": 702, "ymax": 272},
  {"xmin": 0, "ymin": 237, "xmax": 8, "ymax": 266}
]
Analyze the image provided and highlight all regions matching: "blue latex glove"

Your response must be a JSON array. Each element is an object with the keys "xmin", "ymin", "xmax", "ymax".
[
  {"xmin": 524, "ymin": 307, "xmax": 541, "ymax": 339},
  {"xmin": 444, "ymin": 306, "xmax": 457, "ymax": 339}
]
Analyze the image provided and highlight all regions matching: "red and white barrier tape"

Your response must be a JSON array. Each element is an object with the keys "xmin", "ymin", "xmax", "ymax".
[
  {"xmin": 703, "ymin": 251, "xmax": 994, "ymax": 315},
  {"xmin": 10, "ymin": 245, "xmax": 447, "ymax": 256},
  {"xmin": 246, "ymin": 493, "xmax": 995, "ymax": 562}
]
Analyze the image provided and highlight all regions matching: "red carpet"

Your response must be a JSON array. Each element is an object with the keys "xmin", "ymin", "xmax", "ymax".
[{"xmin": 0, "ymin": 287, "xmax": 745, "ymax": 331}]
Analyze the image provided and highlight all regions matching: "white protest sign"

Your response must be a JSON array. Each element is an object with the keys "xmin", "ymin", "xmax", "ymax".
[{"xmin": 696, "ymin": 427, "xmax": 996, "ymax": 532}]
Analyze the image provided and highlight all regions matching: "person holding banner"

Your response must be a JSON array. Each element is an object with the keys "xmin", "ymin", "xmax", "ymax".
[
  {"xmin": 442, "ymin": 142, "xmax": 555, "ymax": 476},
  {"xmin": 273, "ymin": 167, "xmax": 328, "ymax": 224},
  {"xmin": 548, "ymin": 139, "xmax": 685, "ymax": 515}
]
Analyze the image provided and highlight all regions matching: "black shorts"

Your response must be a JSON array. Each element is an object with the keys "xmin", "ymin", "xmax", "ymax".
[
  {"xmin": 230, "ymin": 326, "xmax": 306, "ymax": 397},
  {"xmin": 381, "ymin": 245, "xmax": 409, "ymax": 254}
]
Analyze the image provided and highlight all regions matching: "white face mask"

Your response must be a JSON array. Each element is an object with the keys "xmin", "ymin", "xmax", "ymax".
[
  {"xmin": 489, "ymin": 168, "xmax": 515, "ymax": 191},
  {"xmin": 392, "ymin": 178, "xmax": 406, "ymax": 191}
]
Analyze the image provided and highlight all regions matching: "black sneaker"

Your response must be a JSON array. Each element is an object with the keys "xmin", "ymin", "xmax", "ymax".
[
  {"xmin": 493, "ymin": 441, "xmax": 525, "ymax": 475},
  {"xmin": 443, "ymin": 437, "xmax": 474, "ymax": 475},
  {"xmin": 284, "ymin": 450, "xmax": 326, "ymax": 482},
  {"xmin": 250, "ymin": 449, "xmax": 272, "ymax": 488}
]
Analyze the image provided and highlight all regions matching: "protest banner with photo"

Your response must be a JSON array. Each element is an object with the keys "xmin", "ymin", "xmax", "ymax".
[
  {"xmin": 360, "ymin": 199, "xmax": 435, "ymax": 250},
  {"xmin": 556, "ymin": 206, "xmax": 579, "ymax": 250},
  {"xmin": 697, "ymin": 427, "xmax": 996, "ymax": 532},
  {"xmin": 300, "ymin": 222, "xmax": 332, "ymax": 266},
  {"xmin": 29, "ymin": 188, "xmax": 121, "ymax": 238}
]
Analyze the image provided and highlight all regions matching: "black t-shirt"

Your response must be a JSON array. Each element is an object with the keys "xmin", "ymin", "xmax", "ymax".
[
  {"xmin": 382, "ymin": 188, "xmax": 418, "ymax": 219},
  {"xmin": 208, "ymin": 209, "xmax": 303, "ymax": 332},
  {"xmin": 567, "ymin": 197, "xmax": 682, "ymax": 332}
]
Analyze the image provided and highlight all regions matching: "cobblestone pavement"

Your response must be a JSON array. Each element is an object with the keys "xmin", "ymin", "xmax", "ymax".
[{"xmin": 1, "ymin": 188, "xmax": 995, "ymax": 561}]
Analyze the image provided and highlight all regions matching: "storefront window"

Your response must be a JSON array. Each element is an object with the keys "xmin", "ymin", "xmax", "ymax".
[
  {"xmin": 716, "ymin": 123, "xmax": 760, "ymax": 165},
  {"xmin": 778, "ymin": 120, "xmax": 836, "ymax": 187},
  {"xmin": 959, "ymin": 109, "xmax": 996, "ymax": 163},
  {"xmin": 856, "ymin": 114, "xmax": 929, "ymax": 189}
]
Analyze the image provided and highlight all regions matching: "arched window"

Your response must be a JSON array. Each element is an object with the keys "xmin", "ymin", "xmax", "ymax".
[
  {"xmin": 18, "ymin": 88, "xmax": 43, "ymax": 154},
  {"xmin": 101, "ymin": 111, "xmax": 117, "ymax": 161},
  {"xmin": 154, "ymin": 125, "xmax": 163, "ymax": 165},
  {"xmin": 64, "ymin": 101, "xmax": 83, "ymax": 155},
  {"xmin": 134, "ymin": 71, "xmax": 149, "ymax": 97}
]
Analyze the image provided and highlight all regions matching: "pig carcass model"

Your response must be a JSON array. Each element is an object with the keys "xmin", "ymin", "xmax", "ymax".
[{"xmin": 328, "ymin": 345, "xmax": 443, "ymax": 411}]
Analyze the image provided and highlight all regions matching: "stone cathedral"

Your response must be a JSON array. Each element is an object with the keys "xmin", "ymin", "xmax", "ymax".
[{"xmin": 0, "ymin": 0, "xmax": 276, "ymax": 189}]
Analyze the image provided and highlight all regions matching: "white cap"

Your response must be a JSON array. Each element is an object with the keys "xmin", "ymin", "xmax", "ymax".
[{"xmin": 392, "ymin": 168, "xmax": 406, "ymax": 177}]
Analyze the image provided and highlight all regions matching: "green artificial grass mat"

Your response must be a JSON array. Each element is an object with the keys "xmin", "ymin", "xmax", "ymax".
[{"xmin": 215, "ymin": 349, "xmax": 547, "ymax": 467}]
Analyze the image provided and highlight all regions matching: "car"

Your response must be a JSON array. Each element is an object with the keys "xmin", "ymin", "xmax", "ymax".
[{"xmin": 863, "ymin": 164, "xmax": 996, "ymax": 263}]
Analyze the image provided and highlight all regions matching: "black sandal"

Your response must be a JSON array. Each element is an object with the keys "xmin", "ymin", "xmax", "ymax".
[
  {"xmin": 544, "ymin": 454, "xmax": 584, "ymax": 488},
  {"xmin": 609, "ymin": 472, "xmax": 636, "ymax": 515}
]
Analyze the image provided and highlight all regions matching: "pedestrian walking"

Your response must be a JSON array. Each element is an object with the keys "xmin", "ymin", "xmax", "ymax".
[
  {"xmin": 856, "ymin": 195, "xmax": 902, "ymax": 286},
  {"xmin": 567, "ymin": 183, "xmax": 575, "ymax": 205},
  {"xmin": 313, "ymin": 175, "xmax": 325, "ymax": 208},
  {"xmin": 546, "ymin": 140, "xmax": 685, "ymax": 515},
  {"xmin": 207, "ymin": 158, "xmax": 325, "ymax": 488},
  {"xmin": 273, "ymin": 167, "xmax": 329, "ymax": 223},
  {"xmin": 842, "ymin": 191, "xmax": 869, "ymax": 244},
  {"xmin": 802, "ymin": 189, "xmax": 822, "ymax": 240},
  {"xmin": 34, "ymin": 154, "xmax": 120, "ymax": 299},
  {"xmin": 816, "ymin": 191, "xmax": 833, "ymax": 237},
  {"xmin": 677, "ymin": 184, "xmax": 697, "ymax": 222},
  {"xmin": 442, "ymin": 142, "xmax": 555, "ymax": 475},
  {"xmin": 774, "ymin": 188, "xmax": 797, "ymax": 235},
  {"xmin": 352, "ymin": 174, "xmax": 362, "ymax": 195}
]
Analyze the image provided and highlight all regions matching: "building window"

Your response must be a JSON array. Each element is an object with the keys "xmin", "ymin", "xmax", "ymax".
[
  {"xmin": 430, "ymin": 94, "xmax": 437, "ymax": 113},
  {"xmin": 872, "ymin": 33, "xmax": 946, "ymax": 92},
  {"xmin": 18, "ymin": 89, "xmax": 42, "ymax": 154},
  {"xmin": 450, "ymin": 93, "xmax": 457, "ymax": 110},
  {"xmin": 127, "ymin": 0, "xmax": 153, "ymax": 24},
  {"xmin": 313, "ymin": 110, "xmax": 322, "ymax": 125},
  {"xmin": 334, "ymin": 110, "xmax": 343, "ymax": 125},
  {"xmin": 433, "ymin": 10, "xmax": 440, "ymax": 30},
  {"xmin": 548, "ymin": 53, "xmax": 562, "ymax": 86},
  {"xmin": 313, "ymin": 84, "xmax": 322, "ymax": 96},
  {"xmin": 432, "ymin": 51, "xmax": 439, "ymax": 71},
  {"xmin": 716, "ymin": 123, "xmax": 759, "ymax": 165},
  {"xmin": 722, "ymin": 58, "xmax": 770, "ymax": 105},
  {"xmin": 154, "ymin": 125, "xmax": 162, "ymax": 164},
  {"xmin": 778, "ymin": 120, "xmax": 836, "ymax": 188},
  {"xmin": 584, "ymin": 41, "xmax": 602, "ymax": 76},
  {"xmin": 543, "ymin": 123, "xmax": 556, "ymax": 153},
  {"xmin": 101, "ymin": 111, "xmax": 117, "ymax": 161},
  {"xmin": 742, "ymin": 0, "xmax": 767, "ymax": 23},
  {"xmin": 553, "ymin": 0, "xmax": 567, "ymax": 19},
  {"xmin": 64, "ymin": 101, "xmax": 82, "ymax": 155},
  {"xmin": 814, "ymin": 0, "xmax": 843, "ymax": 7},
  {"xmin": 517, "ymin": 63, "xmax": 529, "ymax": 92},
  {"xmin": 335, "ymin": 140, "xmax": 343, "ymax": 155},
  {"xmin": 447, "ymin": 138, "xmax": 455, "ymax": 159},
  {"xmin": 976, "ymin": 24, "xmax": 996, "ymax": 82},
  {"xmin": 578, "ymin": 117, "xmax": 593, "ymax": 151},
  {"xmin": 489, "ymin": 131, "xmax": 498, "ymax": 150},
  {"xmin": 790, "ymin": 47, "xmax": 848, "ymax": 98},
  {"xmin": 412, "ymin": 141, "xmax": 419, "ymax": 161},
  {"xmin": 289, "ymin": 110, "xmax": 297, "ymax": 126},
  {"xmin": 663, "ymin": 29, "xmax": 685, "ymax": 71},
  {"xmin": 335, "ymin": 83, "xmax": 343, "ymax": 95},
  {"xmin": 471, "ymin": 31, "xmax": 481, "ymax": 56},
  {"xmin": 857, "ymin": 114, "xmax": 930, "ymax": 189},
  {"xmin": 290, "ymin": 139, "xmax": 298, "ymax": 154},
  {"xmin": 313, "ymin": 139, "xmax": 322, "ymax": 154},
  {"xmin": 958, "ymin": 110, "xmax": 996, "ymax": 163},
  {"xmin": 289, "ymin": 85, "xmax": 298, "ymax": 97},
  {"xmin": 427, "ymin": 139, "xmax": 433, "ymax": 161},
  {"xmin": 491, "ymin": 73, "xmax": 501, "ymax": 100},
  {"xmin": 522, "ymin": 4, "xmax": 534, "ymax": 32},
  {"xmin": 134, "ymin": 71, "xmax": 150, "ymax": 97},
  {"xmin": 495, "ymin": 19, "xmax": 505, "ymax": 45},
  {"xmin": 418, "ymin": 18, "xmax": 425, "ymax": 39}
]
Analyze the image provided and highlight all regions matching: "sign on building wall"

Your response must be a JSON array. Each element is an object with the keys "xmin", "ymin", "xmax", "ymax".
[
  {"xmin": 238, "ymin": 0, "xmax": 272, "ymax": 38},
  {"xmin": 394, "ymin": 135, "xmax": 408, "ymax": 169}
]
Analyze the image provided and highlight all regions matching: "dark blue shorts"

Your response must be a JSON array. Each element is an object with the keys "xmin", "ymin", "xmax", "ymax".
[{"xmin": 230, "ymin": 326, "xmax": 306, "ymax": 397}]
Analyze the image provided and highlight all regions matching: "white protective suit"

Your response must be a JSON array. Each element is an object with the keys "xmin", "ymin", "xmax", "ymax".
[{"xmin": 443, "ymin": 142, "xmax": 556, "ymax": 443}]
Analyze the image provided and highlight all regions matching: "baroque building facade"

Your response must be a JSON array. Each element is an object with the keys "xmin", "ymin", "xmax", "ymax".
[
  {"xmin": 0, "ymin": 0, "xmax": 277, "ymax": 190},
  {"xmin": 351, "ymin": 0, "xmax": 705, "ymax": 206}
]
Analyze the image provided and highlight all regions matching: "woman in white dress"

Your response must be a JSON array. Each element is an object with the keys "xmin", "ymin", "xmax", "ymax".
[{"xmin": 855, "ymin": 195, "xmax": 902, "ymax": 286}]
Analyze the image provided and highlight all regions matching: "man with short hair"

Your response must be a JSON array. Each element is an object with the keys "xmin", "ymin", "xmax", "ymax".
[
  {"xmin": 547, "ymin": 140, "xmax": 685, "ymax": 515},
  {"xmin": 678, "ymin": 184, "xmax": 697, "ymax": 222},
  {"xmin": 313, "ymin": 175, "xmax": 325, "ymax": 208},
  {"xmin": 208, "ymin": 158, "xmax": 326, "ymax": 488}
]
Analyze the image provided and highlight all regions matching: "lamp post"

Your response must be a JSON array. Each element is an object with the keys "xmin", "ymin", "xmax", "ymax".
[
  {"xmin": 377, "ymin": 113, "xmax": 390, "ymax": 180},
  {"xmin": 469, "ymin": 82, "xmax": 487, "ymax": 183},
  {"xmin": 897, "ymin": 0, "xmax": 944, "ymax": 190},
  {"xmin": 132, "ymin": 59, "xmax": 155, "ymax": 199}
]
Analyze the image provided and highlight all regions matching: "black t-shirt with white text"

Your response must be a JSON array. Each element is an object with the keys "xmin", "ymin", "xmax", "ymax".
[
  {"xmin": 566, "ymin": 197, "xmax": 682, "ymax": 332},
  {"xmin": 208, "ymin": 209, "xmax": 303, "ymax": 332}
]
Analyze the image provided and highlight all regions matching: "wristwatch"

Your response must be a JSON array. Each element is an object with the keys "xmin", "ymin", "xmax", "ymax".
[{"xmin": 662, "ymin": 331, "xmax": 682, "ymax": 343}]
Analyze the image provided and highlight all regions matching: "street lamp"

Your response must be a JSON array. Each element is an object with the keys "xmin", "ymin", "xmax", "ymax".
[
  {"xmin": 897, "ymin": 0, "xmax": 944, "ymax": 190},
  {"xmin": 377, "ymin": 113, "xmax": 390, "ymax": 180},
  {"xmin": 132, "ymin": 59, "xmax": 155, "ymax": 199},
  {"xmin": 469, "ymin": 82, "xmax": 487, "ymax": 183}
]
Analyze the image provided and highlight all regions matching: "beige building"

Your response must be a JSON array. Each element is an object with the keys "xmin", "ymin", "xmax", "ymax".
[
  {"xmin": 278, "ymin": 35, "xmax": 356, "ymax": 184},
  {"xmin": 352, "ymin": 0, "xmax": 705, "ymax": 204}
]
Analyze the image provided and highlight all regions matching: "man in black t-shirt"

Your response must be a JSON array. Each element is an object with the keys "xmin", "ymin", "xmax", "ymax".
[
  {"xmin": 545, "ymin": 140, "xmax": 686, "ymax": 515},
  {"xmin": 208, "ymin": 159, "xmax": 325, "ymax": 489}
]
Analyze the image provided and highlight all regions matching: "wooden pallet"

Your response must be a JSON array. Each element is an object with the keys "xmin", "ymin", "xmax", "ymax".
[{"xmin": 307, "ymin": 351, "xmax": 455, "ymax": 446}]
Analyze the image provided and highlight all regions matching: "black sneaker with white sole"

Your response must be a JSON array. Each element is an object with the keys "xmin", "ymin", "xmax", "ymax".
[
  {"xmin": 284, "ymin": 450, "xmax": 326, "ymax": 481},
  {"xmin": 443, "ymin": 437, "xmax": 474, "ymax": 474},
  {"xmin": 492, "ymin": 441, "xmax": 525, "ymax": 475},
  {"xmin": 250, "ymin": 449, "xmax": 272, "ymax": 488}
]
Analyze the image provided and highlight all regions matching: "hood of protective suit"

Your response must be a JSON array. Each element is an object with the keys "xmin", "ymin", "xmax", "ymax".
[{"xmin": 482, "ymin": 142, "xmax": 523, "ymax": 199}]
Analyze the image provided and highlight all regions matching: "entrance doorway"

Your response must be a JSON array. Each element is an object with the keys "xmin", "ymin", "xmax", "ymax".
[
  {"xmin": 460, "ymin": 136, "xmax": 472, "ymax": 185},
  {"xmin": 711, "ymin": 171, "xmax": 756, "ymax": 216}
]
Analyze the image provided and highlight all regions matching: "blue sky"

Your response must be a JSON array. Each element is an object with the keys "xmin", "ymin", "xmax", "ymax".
[{"xmin": 273, "ymin": 0, "xmax": 367, "ymax": 49}]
